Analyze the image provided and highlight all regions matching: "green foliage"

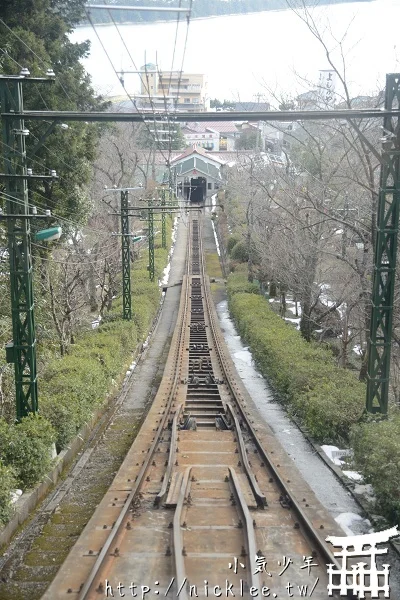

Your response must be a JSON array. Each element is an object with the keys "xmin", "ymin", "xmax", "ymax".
[
  {"xmin": 235, "ymin": 128, "xmax": 262, "ymax": 151},
  {"xmin": 0, "ymin": 459, "xmax": 17, "ymax": 526},
  {"xmin": 210, "ymin": 98, "xmax": 235, "ymax": 110},
  {"xmin": 39, "ymin": 221, "xmax": 173, "ymax": 451},
  {"xmin": 39, "ymin": 321, "xmax": 138, "ymax": 450},
  {"xmin": 227, "ymin": 273, "xmax": 365, "ymax": 442},
  {"xmin": 0, "ymin": 415, "xmax": 56, "ymax": 488},
  {"xmin": 351, "ymin": 414, "xmax": 400, "ymax": 526},
  {"xmin": 227, "ymin": 234, "xmax": 242, "ymax": 254},
  {"xmin": 230, "ymin": 241, "xmax": 249, "ymax": 262},
  {"xmin": 227, "ymin": 272, "xmax": 259, "ymax": 295},
  {"xmin": 0, "ymin": 1, "xmax": 109, "ymax": 235}
]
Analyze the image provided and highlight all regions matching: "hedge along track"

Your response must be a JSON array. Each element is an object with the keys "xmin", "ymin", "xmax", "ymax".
[{"xmin": 42, "ymin": 214, "xmax": 348, "ymax": 600}]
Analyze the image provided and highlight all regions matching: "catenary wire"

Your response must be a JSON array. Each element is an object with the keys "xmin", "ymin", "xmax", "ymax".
[
  {"xmin": 0, "ymin": 190, "xmax": 113, "ymax": 238},
  {"xmin": 0, "ymin": 17, "xmax": 77, "ymax": 107},
  {"xmin": 102, "ymin": 5, "xmax": 174, "ymax": 166}
]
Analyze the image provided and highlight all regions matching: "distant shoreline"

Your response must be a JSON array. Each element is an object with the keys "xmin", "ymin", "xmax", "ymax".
[{"xmin": 77, "ymin": 0, "xmax": 373, "ymax": 28}]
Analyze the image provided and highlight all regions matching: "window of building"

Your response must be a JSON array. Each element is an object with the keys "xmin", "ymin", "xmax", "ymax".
[
  {"xmin": 184, "ymin": 98, "xmax": 190, "ymax": 103},
  {"xmin": 207, "ymin": 183, "xmax": 212, "ymax": 190}
]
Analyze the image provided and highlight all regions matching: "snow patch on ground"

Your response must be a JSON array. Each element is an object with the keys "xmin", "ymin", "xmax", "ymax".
[
  {"xmin": 284, "ymin": 317, "xmax": 301, "ymax": 329},
  {"xmin": 353, "ymin": 483, "xmax": 375, "ymax": 500},
  {"xmin": 91, "ymin": 315, "xmax": 102, "ymax": 329},
  {"xmin": 211, "ymin": 219, "xmax": 220, "ymax": 256},
  {"xmin": 160, "ymin": 217, "xmax": 178, "ymax": 286},
  {"xmin": 233, "ymin": 348, "xmax": 253, "ymax": 366},
  {"xmin": 161, "ymin": 262, "xmax": 171, "ymax": 286},
  {"xmin": 287, "ymin": 305, "xmax": 301, "ymax": 316},
  {"xmin": 335, "ymin": 512, "xmax": 372, "ymax": 536},
  {"xmin": 10, "ymin": 489, "xmax": 22, "ymax": 504},
  {"xmin": 321, "ymin": 445, "xmax": 352, "ymax": 466},
  {"xmin": 342, "ymin": 470, "xmax": 363, "ymax": 482}
]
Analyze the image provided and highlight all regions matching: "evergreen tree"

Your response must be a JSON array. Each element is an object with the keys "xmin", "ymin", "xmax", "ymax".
[{"xmin": 0, "ymin": 0, "xmax": 109, "ymax": 231}]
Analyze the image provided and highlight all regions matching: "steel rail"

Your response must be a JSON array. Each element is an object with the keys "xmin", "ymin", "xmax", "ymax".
[
  {"xmin": 172, "ymin": 467, "xmax": 192, "ymax": 600},
  {"xmin": 229, "ymin": 467, "xmax": 261, "ymax": 593},
  {"xmin": 226, "ymin": 402, "xmax": 267, "ymax": 508},
  {"xmin": 155, "ymin": 403, "xmax": 183, "ymax": 506},
  {"xmin": 77, "ymin": 220, "xmax": 193, "ymax": 599},
  {"xmin": 198, "ymin": 218, "xmax": 343, "ymax": 574}
]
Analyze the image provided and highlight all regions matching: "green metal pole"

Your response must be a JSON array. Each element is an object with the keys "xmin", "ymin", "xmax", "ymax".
[
  {"xmin": 0, "ymin": 78, "xmax": 38, "ymax": 419},
  {"xmin": 148, "ymin": 197, "xmax": 155, "ymax": 282},
  {"xmin": 366, "ymin": 73, "xmax": 400, "ymax": 413},
  {"xmin": 161, "ymin": 189, "xmax": 166, "ymax": 249},
  {"xmin": 120, "ymin": 190, "xmax": 132, "ymax": 320}
]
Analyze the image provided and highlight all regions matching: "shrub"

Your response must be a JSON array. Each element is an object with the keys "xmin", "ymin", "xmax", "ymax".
[
  {"xmin": 0, "ymin": 415, "xmax": 56, "ymax": 488},
  {"xmin": 227, "ymin": 234, "xmax": 241, "ymax": 254},
  {"xmin": 227, "ymin": 273, "xmax": 365, "ymax": 443},
  {"xmin": 227, "ymin": 272, "xmax": 260, "ymax": 296},
  {"xmin": 0, "ymin": 460, "xmax": 17, "ymax": 526},
  {"xmin": 230, "ymin": 240, "xmax": 249, "ymax": 262},
  {"xmin": 351, "ymin": 414, "xmax": 400, "ymax": 526},
  {"xmin": 37, "ymin": 217, "xmax": 173, "ymax": 452}
]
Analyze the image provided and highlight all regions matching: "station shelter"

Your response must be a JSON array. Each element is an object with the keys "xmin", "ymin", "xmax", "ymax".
[{"xmin": 171, "ymin": 146, "xmax": 224, "ymax": 202}]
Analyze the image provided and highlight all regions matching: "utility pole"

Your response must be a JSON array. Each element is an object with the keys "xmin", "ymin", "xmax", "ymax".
[
  {"xmin": 247, "ymin": 158, "xmax": 254, "ymax": 283},
  {"xmin": 148, "ymin": 197, "xmax": 155, "ymax": 282},
  {"xmin": 120, "ymin": 190, "xmax": 132, "ymax": 320},
  {"xmin": 366, "ymin": 73, "xmax": 400, "ymax": 414},
  {"xmin": 161, "ymin": 189, "xmax": 166, "ymax": 249},
  {"xmin": 0, "ymin": 72, "xmax": 56, "ymax": 419},
  {"xmin": 106, "ymin": 186, "xmax": 143, "ymax": 320}
]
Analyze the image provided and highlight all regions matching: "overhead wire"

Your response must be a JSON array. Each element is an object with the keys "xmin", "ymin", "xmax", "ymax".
[
  {"xmin": 175, "ymin": 0, "xmax": 193, "ymax": 116},
  {"xmin": 1, "ymin": 9, "xmax": 194, "ymax": 249},
  {"xmin": 88, "ymin": 1, "xmax": 194, "ymax": 186},
  {"xmin": 0, "ymin": 17, "xmax": 77, "ymax": 107},
  {"xmin": 0, "ymin": 190, "xmax": 113, "ymax": 238},
  {"xmin": 101, "ymin": 4, "xmax": 175, "ymax": 167}
]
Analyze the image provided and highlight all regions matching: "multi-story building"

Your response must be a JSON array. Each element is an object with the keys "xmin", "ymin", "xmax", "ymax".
[
  {"xmin": 181, "ymin": 121, "xmax": 240, "ymax": 151},
  {"xmin": 136, "ymin": 64, "xmax": 209, "ymax": 112}
]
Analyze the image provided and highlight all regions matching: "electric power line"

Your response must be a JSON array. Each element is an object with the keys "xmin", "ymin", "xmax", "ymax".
[
  {"xmin": 0, "ymin": 190, "xmax": 112, "ymax": 238},
  {"xmin": 0, "ymin": 17, "xmax": 77, "ymax": 107},
  {"xmin": 99, "ymin": 5, "xmax": 176, "ymax": 166}
]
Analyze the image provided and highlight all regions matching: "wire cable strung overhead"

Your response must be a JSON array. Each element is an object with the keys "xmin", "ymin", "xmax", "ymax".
[
  {"xmin": 100, "ymin": 4, "xmax": 175, "ymax": 164},
  {"xmin": 0, "ymin": 190, "xmax": 113, "ymax": 238},
  {"xmin": 0, "ymin": 18, "xmax": 79, "ymax": 107},
  {"xmin": 84, "ymin": 0, "xmax": 194, "ymax": 185}
]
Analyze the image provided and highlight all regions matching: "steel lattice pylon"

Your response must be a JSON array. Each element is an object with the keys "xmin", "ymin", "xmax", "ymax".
[
  {"xmin": 0, "ymin": 78, "xmax": 38, "ymax": 418},
  {"xmin": 148, "ymin": 197, "xmax": 155, "ymax": 282},
  {"xmin": 366, "ymin": 73, "xmax": 400, "ymax": 413},
  {"xmin": 120, "ymin": 190, "xmax": 132, "ymax": 320},
  {"xmin": 161, "ymin": 189, "xmax": 166, "ymax": 249}
]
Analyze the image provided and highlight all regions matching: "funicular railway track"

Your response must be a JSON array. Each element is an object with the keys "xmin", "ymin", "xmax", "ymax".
[{"xmin": 43, "ymin": 214, "xmax": 348, "ymax": 600}]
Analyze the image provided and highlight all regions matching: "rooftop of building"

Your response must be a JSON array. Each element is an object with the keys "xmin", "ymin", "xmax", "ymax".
[{"xmin": 182, "ymin": 121, "xmax": 239, "ymax": 134}]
